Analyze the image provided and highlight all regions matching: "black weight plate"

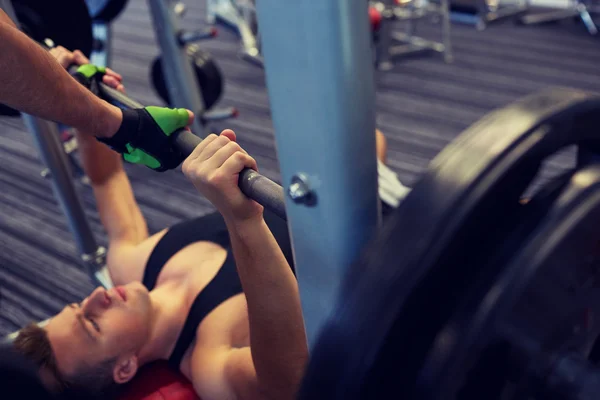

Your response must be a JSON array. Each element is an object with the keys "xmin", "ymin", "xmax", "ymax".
[
  {"xmin": 299, "ymin": 88, "xmax": 600, "ymax": 400},
  {"xmin": 151, "ymin": 46, "xmax": 224, "ymax": 111},
  {"xmin": 187, "ymin": 44, "xmax": 224, "ymax": 111},
  {"xmin": 85, "ymin": 0, "xmax": 128, "ymax": 22},
  {"xmin": 13, "ymin": 0, "xmax": 93, "ymax": 57},
  {"xmin": 443, "ymin": 165, "xmax": 600, "ymax": 400},
  {"xmin": 413, "ymin": 170, "xmax": 576, "ymax": 400}
]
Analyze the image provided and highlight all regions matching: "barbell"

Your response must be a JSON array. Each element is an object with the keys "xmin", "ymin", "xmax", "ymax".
[{"xmin": 97, "ymin": 82, "xmax": 287, "ymax": 221}]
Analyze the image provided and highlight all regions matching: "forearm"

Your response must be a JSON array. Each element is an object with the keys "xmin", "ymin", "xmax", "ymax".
[
  {"xmin": 226, "ymin": 216, "xmax": 308, "ymax": 399},
  {"xmin": 75, "ymin": 130, "xmax": 148, "ymax": 243},
  {"xmin": 0, "ymin": 20, "xmax": 121, "ymax": 137}
]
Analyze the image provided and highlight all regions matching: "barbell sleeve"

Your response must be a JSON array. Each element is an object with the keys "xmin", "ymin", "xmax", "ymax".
[{"xmin": 97, "ymin": 83, "xmax": 288, "ymax": 220}]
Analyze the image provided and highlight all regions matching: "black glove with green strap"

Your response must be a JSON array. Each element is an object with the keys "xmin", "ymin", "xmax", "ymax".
[
  {"xmin": 97, "ymin": 106, "xmax": 191, "ymax": 172},
  {"xmin": 74, "ymin": 64, "xmax": 190, "ymax": 172}
]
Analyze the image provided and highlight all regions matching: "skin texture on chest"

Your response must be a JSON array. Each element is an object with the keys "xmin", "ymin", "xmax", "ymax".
[
  {"xmin": 155, "ymin": 240, "xmax": 228, "ymax": 289},
  {"xmin": 151, "ymin": 241, "xmax": 251, "ymax": 378}
]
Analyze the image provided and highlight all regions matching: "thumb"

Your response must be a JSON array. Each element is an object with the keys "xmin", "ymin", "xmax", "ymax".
[
  {"xmin": 185, "ymin": 110, "xmax": 194, "ymax": 127},
  {"xmin": 145, "ymin": 107, "xmax": 191, "ymax": 135}
]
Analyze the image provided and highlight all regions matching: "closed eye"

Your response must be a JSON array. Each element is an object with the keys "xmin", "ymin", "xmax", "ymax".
[
  {"xmin": 70, "ymin": 302, "xmax": 101, "ymax": 333},
  {"xmin": 87, "ymin": 317, "xmax": 100, "ymax": 333}
]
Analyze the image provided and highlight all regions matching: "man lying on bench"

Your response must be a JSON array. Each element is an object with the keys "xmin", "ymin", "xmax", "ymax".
[{"xmin": 11, "ymin": 48, "xmax": 408, "ymax": 400}]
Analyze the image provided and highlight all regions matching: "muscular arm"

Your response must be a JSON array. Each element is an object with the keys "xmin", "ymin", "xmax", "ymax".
[
  {"xmin": 74, "ymin": 130, "xmax": 150, "ymax": 283},
  {"xmin": 0, "ymin": 10, "xmax": 121, "ymax": 137},
  {"xmin": 183, "ymin": 132, "xmax": 308, "ymax": 400},
  {"xmin": 75, "ymin": 131, "xmax": 148, "ymax": 242},
  {"xmin": 225, "ymin": 216, "xmax": 308, "ymax": 400}
]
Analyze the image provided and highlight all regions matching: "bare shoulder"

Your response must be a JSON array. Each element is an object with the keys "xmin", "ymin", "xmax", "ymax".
[
  {"xmin": 106, "ymin": 228, "xmax": 168, "ymax": 286},
  {"xmin": 189, "ymin": 344, "xmax": 262, "ymax": 400}
]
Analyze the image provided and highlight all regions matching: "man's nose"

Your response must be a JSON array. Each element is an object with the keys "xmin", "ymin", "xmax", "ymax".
[{"xmin": 84, "ymin": 287, "xmax": 112, "ymax": 311}]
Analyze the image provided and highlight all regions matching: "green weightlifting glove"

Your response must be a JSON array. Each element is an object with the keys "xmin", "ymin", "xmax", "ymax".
[
  {"xmin": 73, "ymin": 64, "xmax": 106, "ymax": 96},
  {"xmin": 96, "ymin": 106, "xmax": 190, "ymax": 172}
]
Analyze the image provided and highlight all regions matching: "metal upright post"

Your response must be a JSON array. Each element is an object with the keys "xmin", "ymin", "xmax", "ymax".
[
  {"xmin": 23, "ymin": 117, "xmax": 109, "ymax": 287},
  {"xmin": 256, "ymin": 0, "xmax": 380, "ymax": 348},
  {"xmin": 147, "ymin": 0, "xmax": 205, "ymax": 134},
  {"xmin": 441, "ymin": 0, "xmax": 453, "ymax": 63}
]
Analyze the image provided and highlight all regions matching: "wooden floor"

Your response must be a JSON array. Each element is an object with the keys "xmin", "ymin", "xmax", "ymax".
[{"xmin": 1, "ymin": 0, "xmax": 600, "ymax": 335}]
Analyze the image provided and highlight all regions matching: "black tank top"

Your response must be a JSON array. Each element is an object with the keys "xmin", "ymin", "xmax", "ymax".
[{"xmin": 141, "ymin": 210, "xmax": 294, "ymax": 370}]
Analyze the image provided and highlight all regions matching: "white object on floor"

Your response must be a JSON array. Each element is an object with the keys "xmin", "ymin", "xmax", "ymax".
[{"xmin": 378, "ymin": 159, "xmax": 412, "ymax": 207}]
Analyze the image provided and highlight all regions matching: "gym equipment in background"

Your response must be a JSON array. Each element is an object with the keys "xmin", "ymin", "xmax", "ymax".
[
  {"xmin": 151, "ymin": 44, "xmax": 224, "ymax": 112},
  {"xmin": 450, "ymin": 0, "xmax": 527, "ymax": 30},
  {"xmin": 206, "ymin": 0, "xmax": 263, "ymax": 67},
  {"xmin": 147, "ymin": 0, "xmax": 235, "ymax": 134},
  {"xmin": 517, "ymin": 0, "xmax": 599, "ymax": 35},
  {"xmin": 83, "ymin": 0, "xmax": 229, "ymax": 126},
  {"xmin": 370, "ymin": 0, "xmax": 453, "ymax": 70},
  {"xmin": 299, "ymin": 87, "xmax": 600, "ymax": 399}
]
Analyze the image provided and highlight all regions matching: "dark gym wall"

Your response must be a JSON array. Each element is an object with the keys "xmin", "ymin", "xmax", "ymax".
[{"xmin": 0, "ymin": 0, "xmax": 599, "ymax": 335}]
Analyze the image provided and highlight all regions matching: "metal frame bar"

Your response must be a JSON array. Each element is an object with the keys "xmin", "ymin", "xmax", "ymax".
[
  {"xmin": 256, "ymin": 0, "xmax": 380, "ymax": 348},
  {"xmin": 22, "ymin": 116, "xmax": 107, "ymax": 272},
  {"xmin": 147, "ymin": 0, "xmax": 207, "ymax": 134}
]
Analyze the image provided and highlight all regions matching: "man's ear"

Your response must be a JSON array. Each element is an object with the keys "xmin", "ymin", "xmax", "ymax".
[
  {"xmin": 38, "ymin": 367, "xmax": 61, "ymax": 393},
  {"xmin": 113, "ymin": 355, "xmax": 138, "ymax": 384}
]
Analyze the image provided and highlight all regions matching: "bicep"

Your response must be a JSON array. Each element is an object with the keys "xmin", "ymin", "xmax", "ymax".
[{"xmin": 191, "ymin": 346, "xmax": 263, "ymax": 400}]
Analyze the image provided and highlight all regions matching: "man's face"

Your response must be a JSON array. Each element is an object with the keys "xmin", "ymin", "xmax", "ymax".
[{"xmin": 45, "ymin": 282, "xmax": 153, "ymax": 377}]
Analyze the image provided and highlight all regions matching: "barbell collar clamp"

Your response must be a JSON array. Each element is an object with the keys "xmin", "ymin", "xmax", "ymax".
[{"xmin": 288, "ymin": 173, "xmax": 317, "ymax": 206}]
